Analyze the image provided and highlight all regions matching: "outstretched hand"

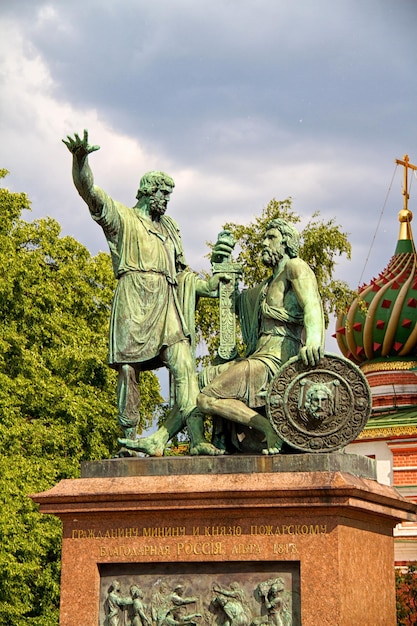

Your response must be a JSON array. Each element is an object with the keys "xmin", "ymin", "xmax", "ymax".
[{"xmin": 62, "ymin": 129, "xmax": 100, "ymax": 158}]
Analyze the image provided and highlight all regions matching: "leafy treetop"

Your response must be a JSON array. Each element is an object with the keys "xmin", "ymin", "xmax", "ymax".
[{"xmin": 195, "ymin": 197, "xmax": 353, "ymax": 364}]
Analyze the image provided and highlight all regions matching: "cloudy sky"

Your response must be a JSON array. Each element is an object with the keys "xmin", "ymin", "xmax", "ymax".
[{"xmin": 1, "ymin": 0, "xmax": 417, "ymax": 357}]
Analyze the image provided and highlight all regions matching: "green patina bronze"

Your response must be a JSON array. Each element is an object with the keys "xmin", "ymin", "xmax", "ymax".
[
  {"xmin": 121, "ymin": 218, "xmax": 325, "ymax": 456},
  {"xmin": 196, "ymin": 219, "xmax": 325, "ymax": 455},
  {"xmin": 63, "ymin": 130, "xmax": 223, "ymax": 457},
  {"xmin": 64, "ymin": 132, "xmax": 326, "ymax": 458}
]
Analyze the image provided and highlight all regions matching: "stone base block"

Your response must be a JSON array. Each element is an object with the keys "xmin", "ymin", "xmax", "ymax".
[{"xmin": 31, "ymin": 453, "xmax": 416, "ymax": 626}]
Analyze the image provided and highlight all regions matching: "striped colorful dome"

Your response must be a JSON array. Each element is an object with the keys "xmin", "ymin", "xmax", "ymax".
[
  {"xmin": 335, "ymin": 154, "xmax": 417, "ymax": 371},
  {"xmin": 335, "ymin": 208, "xmax": 417, "ymax": 365}
]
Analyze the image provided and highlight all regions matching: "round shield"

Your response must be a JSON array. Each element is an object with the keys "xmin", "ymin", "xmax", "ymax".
[{"xmin": 266, "ymin": 352, "xmax": 372, "ymax": 453}]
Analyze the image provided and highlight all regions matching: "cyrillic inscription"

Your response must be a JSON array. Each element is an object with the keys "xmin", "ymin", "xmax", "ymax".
[
  {"xmin": 99, "ymin": 544, "xmax": 170, "ymax": 558},
  {"xmin": 70, "ymin": 522, "xmax": 327, "ymax": 540},
  {"xmin": 231, "ymin": 543, "xmax": 262, "ymax": 555},
  {"xmin": 142, "ymin": 526, "xmax": 186, "ymax": 537},
  {"xmin": 177, "ymin": 541, "xmax": 225, "ymax": 556},
  {"xmin": 250, "ymin": 524, "xmax": 327, "ymax": 536}
]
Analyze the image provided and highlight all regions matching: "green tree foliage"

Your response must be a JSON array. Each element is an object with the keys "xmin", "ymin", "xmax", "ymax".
[
  {"xmin": 195, "ymin": 197, "xmax": 353, "ymax": 363},
  {"xmin": 0, "ymin": 170, "xmax": 162, "ymax": 625},
  {"xmin": 396, "ymin": 563, "xmax": 417, "ymax": 625}
]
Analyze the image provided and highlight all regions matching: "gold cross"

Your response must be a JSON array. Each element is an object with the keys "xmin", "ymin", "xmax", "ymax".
[{"xmin": 395, "ymin": 154, "xmax": 417, "ymax": 211}]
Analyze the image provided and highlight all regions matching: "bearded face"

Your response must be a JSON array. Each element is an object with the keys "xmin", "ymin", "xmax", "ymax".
[
  {"xmin": 262, "ymin": 227, "xmax": 286, "ymax": 268},
  {"xmin": 262, "ymin": 248, "xmax": 282, "ymax": 267},
  {"xmin": 148, "ymin": 187, "xmax": 172, "ymax": 220},
  {"xmin": 304, "ymin": 385, "xmax": 333, "ymax": 421}
]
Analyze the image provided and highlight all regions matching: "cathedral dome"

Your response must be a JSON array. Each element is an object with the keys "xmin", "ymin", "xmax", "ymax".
[
  {"xmin": 335, "ymin": 156, "xmax": 417, "ymax": 366},
  {"xmin": 335, "ymin": 155, "xmax": 417, "ymax": 415}
]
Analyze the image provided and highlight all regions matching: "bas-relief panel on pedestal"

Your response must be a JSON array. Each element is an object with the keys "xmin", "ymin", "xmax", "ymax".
[{"xmin": 99, "ymin": 562, "xmax": 299, "ymax": 626}]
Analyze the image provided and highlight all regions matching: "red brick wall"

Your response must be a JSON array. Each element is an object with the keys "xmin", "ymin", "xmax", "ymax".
[
  {"xmin": 367, "ymin": 372, "xmax": 417, "ymax": 386},
  {"xmin": 392, "ymin": 448, "xmax": 417, "ymax": 486},
  {"xmin": 372, "ymin": 394, "xmax": 417, "ymax": 408}
]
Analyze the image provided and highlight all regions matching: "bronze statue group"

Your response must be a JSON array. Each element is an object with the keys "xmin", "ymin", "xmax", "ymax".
[{"xmin": 63, "ymin": 130, "xmax": 325, "ymax": 458}]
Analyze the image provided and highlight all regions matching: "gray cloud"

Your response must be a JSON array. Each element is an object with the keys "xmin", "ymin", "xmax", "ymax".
[
  {"xmin": 15, "ymin": 1, "xmax": 416, "ymax": 152},
  {"xmin": 1, "ymin": 0, "xmax": 417, "ymax": 357}
]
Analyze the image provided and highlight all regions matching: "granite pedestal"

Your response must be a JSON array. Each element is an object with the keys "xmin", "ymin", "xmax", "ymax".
[{"xmin": 31, "ymin": 453, "xmax": 416, "ymax": 626}]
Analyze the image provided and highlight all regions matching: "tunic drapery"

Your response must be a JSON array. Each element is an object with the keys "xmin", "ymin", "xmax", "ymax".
[{"xmin": 91, "ymin": 188, "xmax": 196, "ymax": 370}]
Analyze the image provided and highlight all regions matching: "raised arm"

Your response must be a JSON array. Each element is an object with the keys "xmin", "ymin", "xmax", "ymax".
[{"xmin": 62, "ymin": 129, "xmax": 102, "ymax": 213}]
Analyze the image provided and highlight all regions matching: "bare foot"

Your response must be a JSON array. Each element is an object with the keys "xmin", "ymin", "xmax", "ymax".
[
  {"xmin": 261, "ymin": 446, "xmax": 282, "ymax": 455},
  {"xmin": 190, "ymin": 442, "xmax": 226, "ymax": 456},
  {"xmin": 261, "ymin": 434, "xmax": 283, "ymax": 455},
  {"xmin": 118, "ymin": 434, "xmax": 166, "ymax": 457}
]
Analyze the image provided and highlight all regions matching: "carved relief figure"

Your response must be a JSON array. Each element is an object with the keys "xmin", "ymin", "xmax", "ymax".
[
  {"xmin": 104, "ymin": 580, "xmax": 132, "ymax": 626},
  {"xmin": 212, "ymin": 582, "xmax": 250, "ymax": 611},
  {"xmin": 253, "ymin": 579, "xmax": 291, "ymax": 626},
  {"xmin": 211, "ymin": 583, "xmax": 252, "ymax": 626},
  {"xmin": 151, "ymin": 583, "xmax": 201, "ymax": 626},
  {"xmin": 264, "ymin": 582, "xmax": 291, "ymax": 626},
  {"xmin": 130, "ymin": 585, "xmax": 152, "ymax": 626},
  {"xmin": 165, "ymin": 584, "xmax": 201, "ymax": 626},
  {"xmin": 151, "ymin": 581, "xmax": 171, "ymax": 626}
]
